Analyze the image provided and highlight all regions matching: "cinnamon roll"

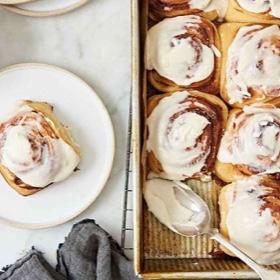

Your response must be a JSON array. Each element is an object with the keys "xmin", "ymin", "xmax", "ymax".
[
  {"xmin": 219, "ymin": 176, "xmax": 280, "ymax": 265},
  {"xmin": 149, "ymin": 0, "xmax": 228, "ymax": 22},
  {"xmin": 145, "ymin": 15, "xmax": 221, "ymax": 94},
  {"xmin": 225, "ymin": 0, "xmax": 280, "ymax": 24},
  {"xmin": 220, "ymin": 23, "xmax": 280, "ymax": 107},
  {"xmin": 216, "ymin": 101, "xmax": 280, "ymax": 183},
  {"xmin": 147, "ymin": 90, "xmax": 228, "ymax": 181},
  {"xmin": 0, "ymin": 101, "xmax": 80, "ymax": 196}
]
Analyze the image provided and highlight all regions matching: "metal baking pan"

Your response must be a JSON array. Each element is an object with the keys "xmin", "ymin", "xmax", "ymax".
[{"xmin": 131, "ymin": 0, "xmax": 280, "ymax": 278}]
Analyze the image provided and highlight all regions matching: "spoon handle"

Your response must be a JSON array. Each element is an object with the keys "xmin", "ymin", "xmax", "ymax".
[{"xmin": 210, "ymin": 231, "xmax": 279, "ymax": 280}]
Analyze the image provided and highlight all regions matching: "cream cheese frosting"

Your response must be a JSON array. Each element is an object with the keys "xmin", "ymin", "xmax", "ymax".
[
  {"xmin": 202, "ymin": 0, "xmax": 229, "ymax": 18},
  {"xmin": 0, "ymin": 103, "xmax": 80, "ymax": 188},
  {"xmin": 226, "ymin": 25, "xmax": 280, "ymax": 104},
  {"xmin": 189, "ymin": 0, "xmax": 211, "ymax": 9},
  {"xmin": 189, "ymin": 0, "xmax": 211, "ymax": 10},
  {"xmin": 223, "ymin": 176, "xmax": 280, "ymax": 265},
  {"xmin": 237, "ymin": 0, "xmax": 280, "ymax": 18},
  {"xmin": 144, "ymin": 178, "xmax": 207, "ymax": 235},
  {"xmin": 147, "ymin": 91, "xmax": 211, "ymax": 180},
  {"xmin": 146, "ymin": 15, "xmax": 219, "ymax": 86},
  {"xmin": 218, "ymin": 106, "xmax": 280, "ymax": 174}
]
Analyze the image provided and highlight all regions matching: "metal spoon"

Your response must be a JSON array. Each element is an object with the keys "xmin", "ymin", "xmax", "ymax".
[{"xmin": 172, "ymin": 181, "xmax": 279, "ymax": 280}]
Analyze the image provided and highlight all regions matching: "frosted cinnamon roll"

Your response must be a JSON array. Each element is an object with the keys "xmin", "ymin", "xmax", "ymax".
[
  {"xmin": 147, "ymin": 90, "xmax": 228, "ymax": 181},
  {"xmin": 149, "ymin": 0, "xmax": 228, "ymax": 22},
  {"xmin": 146, "ymin": 15, "xmax": 221, "ymax": 94},
  {"xmin": 216, "ymin": 101, "xmax": 280, "ymax": 183},
  {"xmin": 219, "ymin": 23, "xmax": 280, "ymax": 107},
  {"xmin": 225, "ymin": 0, "xmax": 280, "ymax": 24},
  {"xmin": 219, "ymin": 176, "xmax": 280, "ymax": 265},
  {"xmin": 0, "ymin": 101, "xmax": 80, "ymax": 196}
]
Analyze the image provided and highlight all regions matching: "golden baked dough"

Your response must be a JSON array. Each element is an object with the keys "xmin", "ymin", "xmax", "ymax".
[
  {"xmin": 147, "ymin": 90, "xmax": 228, "ymax": 180},
  {"xmin": 219, "ymin": 22, "xmax": 280, "ymax": 108},
  {"xmin": 23, "ymin": 100, "xmax": 80, "ymax": 156},
  {"xmin": 219, "ymin": 176, "xmax": 280, "ymax": 260},
  {"xmin": 215, "ymin": 98, "xmax": 280, "ymax": 183},
  {"xmin": 219, "ymin": 23, "xmax": 244, "ymax": 108},
  {"xmin": 215, "ymin": 107, "xmax": 248, "ymax": 183},
  {"xmin": 148, "ymin": 16, "xmax": 221, "ymax": 95},
  {"xmin": 0, "ymin": 100, "xmax": 80, "ymax": 196},
  {"xmin": 219, "ymin": 181, "xmax": 234, "ymax": 257},
  {"xmin": 225, "ymin": 0, "xmax": 280, "ymax": 25}
]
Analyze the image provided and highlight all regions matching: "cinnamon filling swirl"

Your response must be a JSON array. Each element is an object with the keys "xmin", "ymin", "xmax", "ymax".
[
  {"xmin": 226, "ymin": 25, "xmax": 280, "ymax": 104},
  {"xmin": 146, "ymin": 15, "xmax": 220, "ymax": 87},
  {"xmin": 218, "ymin": 106, "xmax": 280, "ymax": 177},
  {"xmin": 0, "ymin": 104, "xmax": 80, "ymax": 188},
  {"xmin": 147, "ymin": 91, "xmax": 224, "ymax": 180},
  {"xmin": 222, "ymin": 176, "xmax": 280, "ymax": 265},
  {"xmin": 259, "ymin": 177, "xmax": 280, "ymax": 221}
]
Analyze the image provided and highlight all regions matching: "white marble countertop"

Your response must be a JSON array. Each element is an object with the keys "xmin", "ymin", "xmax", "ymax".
[{"xmin": 0, "ymin": 0, "xmax": 131, "ymax": 268}]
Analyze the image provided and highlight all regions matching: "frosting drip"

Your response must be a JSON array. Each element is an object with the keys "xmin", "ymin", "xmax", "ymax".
[
  {"xmin": 226, "ymin": 25, "xmax": 280, "ymax": 104},
  {"xmin": 146, "ymin": 15, "xmax": 219, "ymax": 86},
  {"xmin": 224, "ymin": 176, "xmax": 280, "ymax": 265},
  {"xmin": 218, "ymin": 106, "xmax": 280, "ymax": 176},
  {"xmin": 0, "ymin": 104, "xmax": 80, "ymax": 188},
  {"xmin": 147, "ymin": 91, "xmax": 223, "ymax": 180},
  {"xmin": 237, "ymin": 0, "xmax": 280, "ymax": 18}
]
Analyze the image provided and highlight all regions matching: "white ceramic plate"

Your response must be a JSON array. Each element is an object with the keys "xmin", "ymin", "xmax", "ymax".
[
  {"xmin": 0, "ymin": 63, "xmax": 115, "ymax": 229},
  {"xmin": 0, "ymin": 0, "xmax": 33, "ymax": 4},
  {"xmin": 3, "ymin": 0, "xmax": 88, "ymax": 17}
]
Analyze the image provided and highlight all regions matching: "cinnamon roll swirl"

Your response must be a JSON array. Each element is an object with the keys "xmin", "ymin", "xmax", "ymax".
[
  {"xmin": 219, "ymin": 176, "xmax": 280, "ymax": 265},
  {"xmin": 220, "ymin": 23, "xmax": 280, "ymax": 107},
  {"xmin": 149, "ymin": 0, "xmax": 228, "ymax": 22},
  {"xmin": 146, "ymin": 90, "xmax": 228, "ymax": 181},
  {"xmin": 226, "ymin": 0, "xmax": 280, "ymax": 24},
  {"xmin": 216, "ymin": 101, "xmax": 280, "ymax": 183},
  {"xmin": 0, "ymin": 101, "xmax": 80, "ymax": 196},
  {"xmin": 146, "ymin": 15, "xmax": 221, "ymax": 94}
]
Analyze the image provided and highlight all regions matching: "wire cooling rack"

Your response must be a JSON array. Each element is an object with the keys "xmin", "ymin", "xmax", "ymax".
[{"xmin": 121, "ymin": 95, "xmax": 134, "ymax": 258}]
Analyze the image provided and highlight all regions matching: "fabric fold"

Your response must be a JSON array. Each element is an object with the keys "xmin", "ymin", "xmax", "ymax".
[{"xmin": 0, "ymin": 219, "xmax": 136, "ymax": 280}]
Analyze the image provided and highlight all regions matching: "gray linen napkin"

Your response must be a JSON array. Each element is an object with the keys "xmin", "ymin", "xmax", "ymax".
[{"xmin": 0, "ymin": 219, "xmax": 137, "ymax": 280}]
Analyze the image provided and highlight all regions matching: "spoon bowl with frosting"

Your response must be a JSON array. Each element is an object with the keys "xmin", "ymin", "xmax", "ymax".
[{"xmin": 144, "ymin": 178, "xmax": 279, "ymax": 280}]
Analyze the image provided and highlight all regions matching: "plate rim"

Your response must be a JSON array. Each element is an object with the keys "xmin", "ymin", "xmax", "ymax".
[
  {"xmin": 0, "ymin": 0, "xmax": 33, "ymax": 4},
  {"xmin": 1, "ymin": 0, "xmax": 89, "ymax": 17},
  {"xmin": 0, "ymin": 62, "xmax": 115, "ymax": 229}
]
